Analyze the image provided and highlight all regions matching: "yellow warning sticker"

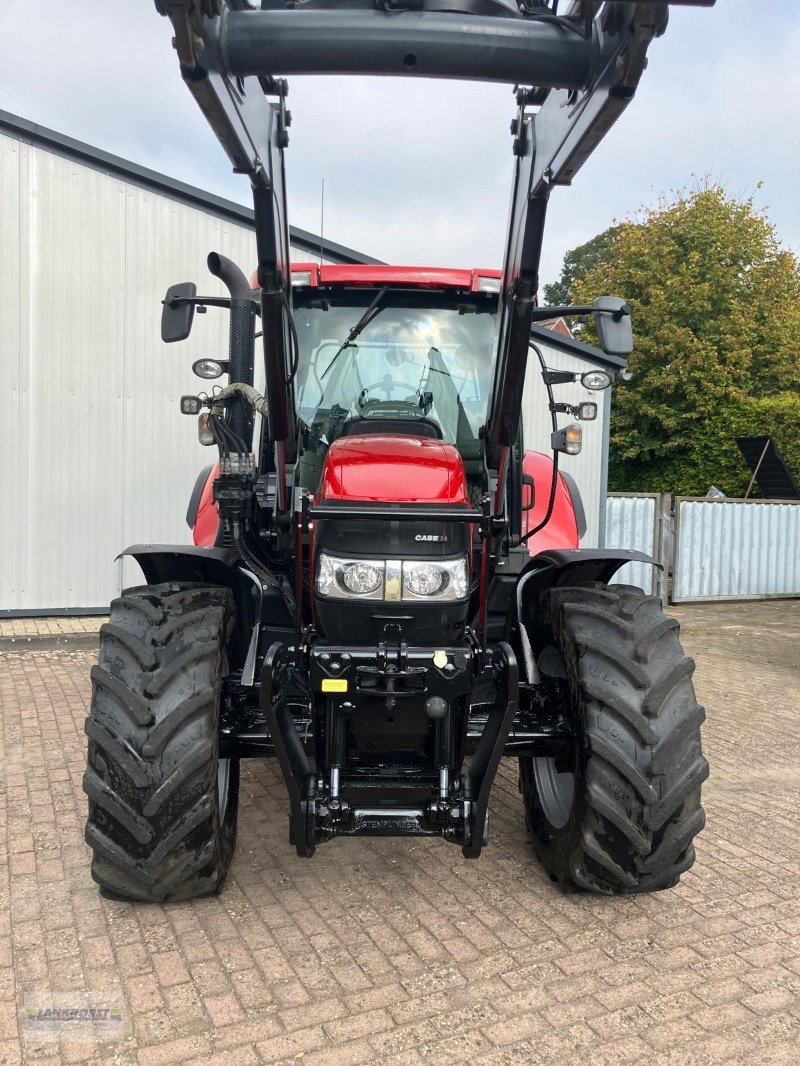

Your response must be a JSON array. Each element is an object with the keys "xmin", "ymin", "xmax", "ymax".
[{"xmin": 321, "ymin": 678, "xmax": 348, "ymax": 693}]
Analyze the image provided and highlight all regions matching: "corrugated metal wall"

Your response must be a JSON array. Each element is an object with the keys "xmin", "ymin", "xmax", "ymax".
[
  {"xmin": 1, "ymin": 129, "xmax": 276, "ymax": 612},
  {"xmin": 521, "ymin": 343, "xmax": 608, "ymax": 547},
  {"xmin": 605, "ymin": 494, "xmax": 659, "ymax": 594},
  {"xmin": 673, "ymin": 498, "xmax": 800, "ymax": 603}
]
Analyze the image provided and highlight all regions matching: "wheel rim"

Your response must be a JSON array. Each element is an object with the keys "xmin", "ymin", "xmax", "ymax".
[
  {"xmin": 532, "ymin": 756, "xmax": 575, "ymax": 830},
  {"xmin": 217, "ymin": 758, "xmax": 231, "ymax": 823},
  {"xmin": 532, "ymin": 645, "xmax": 575, "ymax": 831}
]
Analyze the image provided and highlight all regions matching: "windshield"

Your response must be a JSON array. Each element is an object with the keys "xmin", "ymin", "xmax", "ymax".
[{"xmin": 293, "ymin": 289, "xmax": 498, "ymax": 451}]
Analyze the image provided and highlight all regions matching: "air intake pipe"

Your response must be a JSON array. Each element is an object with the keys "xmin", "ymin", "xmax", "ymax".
[{"xmin": 207, "ymin": 252, "xmax": 256, "ymax": 448}]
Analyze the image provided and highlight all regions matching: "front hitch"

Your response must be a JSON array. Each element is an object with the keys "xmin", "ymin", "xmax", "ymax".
[{"xmin": 261, "ymin": 638, "xmax": 518, "ymax": 857}]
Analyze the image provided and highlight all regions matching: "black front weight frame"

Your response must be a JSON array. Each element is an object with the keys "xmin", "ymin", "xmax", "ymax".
[{"xmin": 261, "ymin": 639, "xmax": 518, "ymax": 858}]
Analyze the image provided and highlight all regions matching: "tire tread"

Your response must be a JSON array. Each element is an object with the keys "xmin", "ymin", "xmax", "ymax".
[
  {"xmin": 521, "ymin": 582, "xmax": 707, "ymax": 894},
  {"xmin": 83, "ymin": 582, "xmax": 238, "ymax": 903}
]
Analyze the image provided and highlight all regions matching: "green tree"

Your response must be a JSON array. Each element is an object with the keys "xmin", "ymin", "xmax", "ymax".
[
  {"xmin": 679, "ymin": 393, "xmax": 800, "ymax": 498},
  {"xmin": 563, "ymin": 182, "xmax": 800, "ymax": 495},
  {"xmin": 543, "ymin": 226, "xmax": 620, "ymax": 307}
]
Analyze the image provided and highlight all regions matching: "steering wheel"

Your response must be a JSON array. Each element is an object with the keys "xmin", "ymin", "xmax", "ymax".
[{"xmin": 361, "ymin": 375, "xmax": 419, "ymax": 399}]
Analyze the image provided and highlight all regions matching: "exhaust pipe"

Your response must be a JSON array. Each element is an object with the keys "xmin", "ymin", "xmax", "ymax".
[
  {"xmin": 207, "ymin": 252, "xmax": 256, "ymax": 448},
  {"xmin": 207, "ymin": 252, "xmax": 253, "ymax": 301}
]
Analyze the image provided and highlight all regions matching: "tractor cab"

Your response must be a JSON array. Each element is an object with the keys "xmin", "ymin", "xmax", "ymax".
[{"xmin": 286, "ymin": 264, "xmax": 502, "ymax": 504}]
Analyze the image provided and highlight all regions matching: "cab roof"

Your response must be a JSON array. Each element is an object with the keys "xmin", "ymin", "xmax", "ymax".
[{"xmin": 248, "ymin": 263, "xmax": 503, "ymax": 292}]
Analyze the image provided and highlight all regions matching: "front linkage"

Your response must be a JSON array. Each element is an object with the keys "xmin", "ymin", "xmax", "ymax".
[{"xmin": 262, "ymin": 638, "xmax": 519, "ymax": 859}]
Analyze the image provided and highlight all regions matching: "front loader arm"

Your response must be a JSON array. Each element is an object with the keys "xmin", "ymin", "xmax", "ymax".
[{"xmin": 156, "ymin": 0, "xmax": 716, "ymax": 498}]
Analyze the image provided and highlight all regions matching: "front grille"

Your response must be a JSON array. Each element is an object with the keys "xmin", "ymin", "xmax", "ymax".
[{"xmin": 314, "ymin": 515, "xmax": 470, "ymax": 559}]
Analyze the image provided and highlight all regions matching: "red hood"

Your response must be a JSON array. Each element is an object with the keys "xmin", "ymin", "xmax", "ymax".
[{"xmin": 316, "ymin": 435, "xmax": 469, "ymax": 505}]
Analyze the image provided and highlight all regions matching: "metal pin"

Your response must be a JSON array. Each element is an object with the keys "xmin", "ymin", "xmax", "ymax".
[{"xmin": 439, "ymin": 767, "xmax": 449, "ymax": 801}]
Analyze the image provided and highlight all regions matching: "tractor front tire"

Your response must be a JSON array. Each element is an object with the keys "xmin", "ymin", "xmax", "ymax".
[
  {"xmin": 83, "ymin": 582, "xmax": 239, "ymax": 902},
  {"xmin": 519, "ymin": 583, "xmax": 708, "ymax": 894}
]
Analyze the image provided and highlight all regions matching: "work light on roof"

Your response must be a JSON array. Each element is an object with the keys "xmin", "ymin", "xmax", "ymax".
[{"xmin": 475, "ymin": 276, "xmax": 502, "ymax": 294}]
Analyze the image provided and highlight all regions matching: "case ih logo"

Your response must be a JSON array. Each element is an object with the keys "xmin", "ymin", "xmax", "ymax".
[{"xmin": 415, "ymin": 534, "xmax": 448, "ymax": 543}]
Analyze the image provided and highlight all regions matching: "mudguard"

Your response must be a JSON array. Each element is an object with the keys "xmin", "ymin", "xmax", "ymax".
[
  {"xmin": 525, "ymin": 548, "xmax": 658, "ymax": 591},
  {"xmin": 507, "ymin": 548, "xmax": 660, "ymax": 680},
  {"xmin": 118, "ymin": 545, "xmax": 260, "ymax": 668},
  {"xmin": 508, "ymin": 547, "xmax": 659, "ymax": 661}
]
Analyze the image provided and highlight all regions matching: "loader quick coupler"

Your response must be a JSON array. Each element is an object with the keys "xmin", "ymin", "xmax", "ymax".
[{"xmin": 261, "ymin": 638, "xmax": 518, "ymax": 858}]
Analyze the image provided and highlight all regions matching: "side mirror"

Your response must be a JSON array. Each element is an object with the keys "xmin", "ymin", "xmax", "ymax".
[
  {"xmin": 593, "ymin": 297, "xmax": 633, "ymax": 356},
  {"xmin": 161, "ymin": 282, "xmax": 197, "ymax": 343}
]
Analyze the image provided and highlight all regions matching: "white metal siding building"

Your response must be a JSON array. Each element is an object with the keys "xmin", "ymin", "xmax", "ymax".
[{"xmin": 1, "ymin": 111, "xmax": 618, "ymax": 614}]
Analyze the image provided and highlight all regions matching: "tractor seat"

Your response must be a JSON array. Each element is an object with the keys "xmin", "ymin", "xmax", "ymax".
[{"xmin": 341, "ymin": 417, "xmax": 442, "ymax": 440}]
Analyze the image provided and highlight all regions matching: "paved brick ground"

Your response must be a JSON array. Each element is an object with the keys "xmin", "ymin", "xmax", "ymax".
[
  {"xmin": 0, "ymin": 618, "xmax": 105, "ymax": 655},
  {"xmin": 0, "ymin": 618, "xmax": 104, "ymax": 639},
  {"xmin": 0, "ymin": 600, "xmax": 798, "ymax": 1064}
]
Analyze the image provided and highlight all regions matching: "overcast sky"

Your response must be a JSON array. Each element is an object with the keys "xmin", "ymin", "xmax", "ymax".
[{"xmin": 1, "ymin": 1, "xmax": 798, "ymax": 286}]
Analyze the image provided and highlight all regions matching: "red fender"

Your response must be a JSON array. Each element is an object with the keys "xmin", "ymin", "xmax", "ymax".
[
  {"xmin": 520, "ymin": 450, "xmax": 580, "ymax": 555},
  {"xmin": 193, "ymin": 462, "xmax": 220, "ymax": 547}
]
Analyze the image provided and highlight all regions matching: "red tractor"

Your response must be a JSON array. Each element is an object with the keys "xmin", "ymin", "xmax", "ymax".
[{"xmin": 84, "ymin": 0, "xmax": 712, "ymax": 902}]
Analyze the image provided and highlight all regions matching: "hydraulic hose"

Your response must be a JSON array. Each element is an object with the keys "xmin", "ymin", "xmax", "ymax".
[
  {"xmin": 520, "ymin": 342, "xmax": 560, "ymax": 545},
  {"xmin": 210, "ymin": 382, "xmax": 269, "ymax": 420},
  {"xmin": 232, "ymin": 519, "xmax": 295, "ymax": 613}
]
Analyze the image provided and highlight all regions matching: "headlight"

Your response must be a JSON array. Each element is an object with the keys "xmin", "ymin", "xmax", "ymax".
[
  {"xmin": 404, "ymin": 563, "xmax": 443, "ymax": 597},
  {"xmin": 192, "ymin": 358, "xmax": 226, "ymax": 380},
  {"xmin": 580, "ymin": 370, "xmax": 612, "ymax": 391},
  {"xmin": 316, "ymin": 553, "xmax": 385, "ymax": 600},
  {"xmin": 402, "ymin": 559, "xmax": 468, "ymax": 601},
  {"xmin": 316, "ymin": 552, "xmax": 468, "ymax": 602},
  {"xmin": 341, "ymin": 561, "xmax": 382, "ymax": 595}
]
